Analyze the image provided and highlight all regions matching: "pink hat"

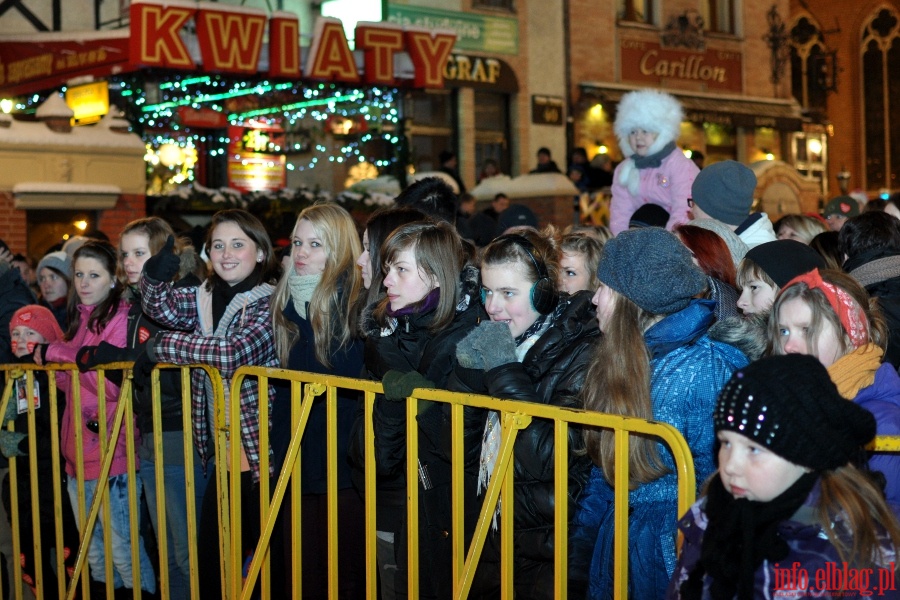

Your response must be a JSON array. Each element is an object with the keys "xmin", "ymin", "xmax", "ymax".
[{"xmin": 10, "ymin": 305, "xmax": 63, "ymax": 344}]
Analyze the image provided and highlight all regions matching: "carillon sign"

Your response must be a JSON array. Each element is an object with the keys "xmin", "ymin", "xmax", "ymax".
[
  {"xmin": 0, "ymin": 0, "xmax": 458, "ymax": 97},
  {"xmin": 620, "ymin": 39, "xmax": 743, "ymax": 93}
]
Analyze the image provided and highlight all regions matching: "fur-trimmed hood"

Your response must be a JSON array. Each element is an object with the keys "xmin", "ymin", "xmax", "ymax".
[{"xmin": 613, "ymin": 89, "xmax": 684, "ymax": 158}]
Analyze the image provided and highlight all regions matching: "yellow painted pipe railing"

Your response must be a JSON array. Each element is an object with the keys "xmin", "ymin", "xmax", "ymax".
[{"xmin": 1, "ymin": 362, "xmax": 896, "ymax": 599}]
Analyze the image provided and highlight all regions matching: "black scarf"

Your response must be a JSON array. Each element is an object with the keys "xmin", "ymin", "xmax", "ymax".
[
  {"xmin": 212, "ymin": 267, "xmax": 261, "ymax": 331},
  {"xmin": 631, "ymin": 141, "xmax": 677, "ymax": 170},
  {"xmin": 681, "ymin": 471, "xmax": 819, "ymax": 600},
  {"xmin": 843, "ymin": 247, "xmax": 900, "ymax": 273}
]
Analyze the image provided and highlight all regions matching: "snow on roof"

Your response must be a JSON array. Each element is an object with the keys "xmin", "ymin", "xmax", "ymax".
[
  {"xmin": 0, "ymin": 117, "xmax": 145, "ymax": 150},
  {"xmin": 471, "ymin": 173, "xmax": 579, "ymax": 201},
  {"xmin": 13, "ymin": 182, "xmax": 121, "ymax": 194},
  {"xmin": 35, "ymin": 94, "xmax": 74, "ymax": 119},
  {"xmin": 348, "ymin": 171, "xmax": 460, "ymax": 196}
]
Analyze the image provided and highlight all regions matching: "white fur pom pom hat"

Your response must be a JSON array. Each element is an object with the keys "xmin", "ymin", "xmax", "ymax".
[{"xmin": 613, "ymin": 89, "xmax": 684, "ymax": 158}]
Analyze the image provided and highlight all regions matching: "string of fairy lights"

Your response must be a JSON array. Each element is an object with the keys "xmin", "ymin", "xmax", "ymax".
[{"xmin": 15, "ymin": 74, "xmax": 404, "ymax": 188}]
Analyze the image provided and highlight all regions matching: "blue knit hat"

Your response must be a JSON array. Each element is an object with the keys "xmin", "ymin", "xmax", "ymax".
[{"xmin": 597, "ymin": 227, "xmax": 707, "ymax": 314}]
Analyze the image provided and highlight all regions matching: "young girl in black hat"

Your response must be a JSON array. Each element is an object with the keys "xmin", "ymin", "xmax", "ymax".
[{"xmin": 668, "ymin": 354, "xmax": 900, "ymax": 599}]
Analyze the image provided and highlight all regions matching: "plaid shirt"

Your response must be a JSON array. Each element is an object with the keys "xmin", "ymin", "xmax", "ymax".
[{"xmin": 141, "ymin": 276, "xmax": 277, "ymax": 482}]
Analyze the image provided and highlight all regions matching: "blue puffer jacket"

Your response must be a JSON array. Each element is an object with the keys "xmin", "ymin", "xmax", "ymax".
[
  {"xmin": 853, "ymin": 363, "xmax": 900, "ymax": 509},
  {"xmin": 570, "ymin": 299, "xmax": 748, "ymax": 600}
]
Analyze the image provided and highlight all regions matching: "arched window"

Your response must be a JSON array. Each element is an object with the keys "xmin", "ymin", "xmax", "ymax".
[
  {"xmin": 861, "ymin": 7, "xmax": 900, "ymax": 190},
  {"xmin": 789, "ymin": 16, "xmax": 828, "ymax": 114}
]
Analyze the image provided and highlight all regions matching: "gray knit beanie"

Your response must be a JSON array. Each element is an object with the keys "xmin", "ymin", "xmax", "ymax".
[
  {"xmin": 37, "ymin": 250, "xmax": 72, "ymax": 281},
  {"xmin": 691, "ymin": 218, "xmax": 749, "ymax": 268},
  {"xmin": 597, "ymin": 227, "xmax": 707, "ymax": 314},
  {"xmin": 690, "ymin": 161, "xmax": 757, "ymax": 226}
]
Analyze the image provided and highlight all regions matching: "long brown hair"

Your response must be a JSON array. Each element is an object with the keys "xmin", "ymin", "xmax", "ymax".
[
  {"xmin": 271, "ymin": 204, "xmax": 362, "ymax": 367},
  {"xmin": 817, "ymin": 465, "xmax": 900, "ymax": 569},
  {"xmin": 65, "ymin": 241, "xmax": 124, "ymax": 340},
  {"xmin": 581, "ymin": 289, "xmax": 668, "ymax": 487}
]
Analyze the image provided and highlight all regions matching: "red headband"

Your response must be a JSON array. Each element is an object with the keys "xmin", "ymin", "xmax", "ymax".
[{"xmin": 783, "ymin": 269, "xmax": 869, "ymax": 348}]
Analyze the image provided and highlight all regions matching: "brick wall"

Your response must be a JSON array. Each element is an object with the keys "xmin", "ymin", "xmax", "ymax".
[
  {"xmin": 0, "ymin": 192, "xmax": 28, "ymax": 254},
  {"xmin": 98, "ymin": 194, "xmax": 147, "ymax": 246}
]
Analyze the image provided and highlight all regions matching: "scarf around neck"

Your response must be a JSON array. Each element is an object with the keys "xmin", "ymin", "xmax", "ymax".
[
  {"xmin": 288, "ymin": 271, "xmax": 321, "ymax": 320},
  {"xmin": 827, "ymin": 343, "xmax": 883, "ymax": 399},
  {"xmin": 618, "ymin": 141, "xmax": 677, "ymax": 195},
  {"xmin": 681, "ymin": 471, "xmax": 819, "ymax": 600},
  {"xmin": 631, "ymin": 140, "xmax": 677, "ymax": 170},
  {"xmin": 385, "ymin": 287, "xmax": 440, "ymax": 318}
]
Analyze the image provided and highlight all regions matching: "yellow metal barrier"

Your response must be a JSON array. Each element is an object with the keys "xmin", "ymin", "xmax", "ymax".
[
  {"xmin": 230, "ymin": 366, "xmax": 698, "ymax": 600},
  {"xmin": 3, "ymin": 361, "xmax": 896, "ymax": 599}
]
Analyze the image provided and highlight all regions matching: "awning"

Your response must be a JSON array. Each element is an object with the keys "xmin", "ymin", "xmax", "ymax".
[{"xmin": 579, "ymin": 82, "xmax": 805, "ymax": 131}]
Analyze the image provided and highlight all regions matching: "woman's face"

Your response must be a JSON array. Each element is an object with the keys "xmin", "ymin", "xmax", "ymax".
[
  {"xmin": 209, "ymin": 221, "xmax": 262, "ymax": 286},
  {"xmin": 591, "ymin": 281, "xmax": 617, "ymax": 332},
  {"xmin": 382, "ymin": 246, "xmax": 436, "ymax": 311},
  {"xmin": 777, "ymin": 225, "xmax": 805, "ymax": 243},
  {"xmin": 558, "ymin": 250, "xmax": 591, "ymax": 294},
  {"xmin": 628, "ymin": 129, "xmax": 659, "ymax": 157},
  {"xmin": 481, "ymin": 262, "xmax": 540, "ymax": 339},
  {"xmin": 775, "ymin": 296, "xmax": 844, "ymax": 367},
  {"xmin": 74, "ymin": 256, "xmax": 114, "ymax": 307},
  {"xmin": 357, "ymin": 229, "xmax": 372, "ymax": 289},
  {"xmin": 291, "ymin": 219, "xmax": 327, "ymax": 277},
  {"xmin": 120, "ymin": 231, "xmax": 152, "ymax": 285},
  {"xmin": 39, "ymin": 267, "xmax": 68, "ymax": 303}
]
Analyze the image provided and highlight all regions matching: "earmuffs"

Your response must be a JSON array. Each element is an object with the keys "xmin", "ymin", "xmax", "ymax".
[{"xmin": 481, "ymin": 234, "xmax": 559, "ymax": 315}]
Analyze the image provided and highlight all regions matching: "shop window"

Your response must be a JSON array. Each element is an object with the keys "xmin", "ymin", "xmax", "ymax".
[
  {"xmin": 474, "ymin": 0, "xmax": 515, "ymax": 10},
  {"xmin": 474, "ymin": 92, "xmax": 511, "ymax": 179},
  {"xmin": 789, "ymin": 16, "xmax": 828, "ymax": 115},
  {"xmin": 704, "ymin": 0, "xmax": 735, "ymax": 34},
  {"xmin": 792, "ymin": 132, "xmax": 828, "ymax": 195},
  {"xmin": 407, "ymin": 90, "xmax": 456, "ymax": 172},
  {"xmin": 861, "ymin": 7, "xmax": 900, "ymax": 190},
  {"xmin": 619, "ymin": 0, "xmax": 655, "ymax": 25}
]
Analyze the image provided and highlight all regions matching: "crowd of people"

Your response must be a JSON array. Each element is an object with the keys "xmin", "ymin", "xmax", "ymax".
[{"xmin": 0, "ymin": 86, "xmax": 898, "ymax": 600}]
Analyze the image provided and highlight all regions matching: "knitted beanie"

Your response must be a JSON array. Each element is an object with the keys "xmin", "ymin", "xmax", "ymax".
[
  {"xmin": 37, "ymin": 250, "xmax": 72, "ymax": 280},
  {"xmin": 691, "ymin": 218, "xmax": 749, "ymax": 268},
  {"xmin": 597, "ymin": 227, "xmax": 707, "ymax": 314},
  {"xmin": 823, "ymin": 195, "xmax": 860, "ymax": 218},
  {"xmin": 715, "ymin": 354, "xmax": 875, "ymax": 471},
  {"xmin": 9, "ymin": 305, "xmax": 63, "ymax": 343},
  {"xmin": 690, "ymin": 161, "xmax": 757, "ymax": 226},
  {"xmin": 629, "ymin": 203, "xmax": 670, "ymax": 229},
  {"xmin": 744, "ymin": 239, "xmax": 826, "ymax": 288}
]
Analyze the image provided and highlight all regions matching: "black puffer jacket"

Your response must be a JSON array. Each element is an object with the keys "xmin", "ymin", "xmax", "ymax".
[{"xmin": 447, "ymin": 290, "xmax": 599, "ymax": 600}]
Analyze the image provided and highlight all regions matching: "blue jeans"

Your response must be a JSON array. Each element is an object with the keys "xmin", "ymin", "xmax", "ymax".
[
  {"xmin": 67, "ymin": 473, "xmax": 156, "ymax": 592},
  {"xmin": 140, "ymin": 449, "xmax": 210, "ymax": 600}
]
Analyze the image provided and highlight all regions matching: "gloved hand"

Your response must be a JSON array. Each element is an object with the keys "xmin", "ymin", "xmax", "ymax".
[
  {"xmin": 0, "ymin": 430, "xmax": 26, "ymax": 458},
  {"xmin": 131, "ymin": 350, "xmax": 158, "ymax": 391},
  {"xmin": 142, "ymin": 235, "xmax": 180, "ymax": 282},
  {"xmin": 455, "ymin": 320, "xmax": 517, "ymax": 371},
  {"xmin": 75, "ymin": 342, "xmax": 123, "ymax": 372},
  {"xmin": 382, "ymin": 370, "xmax": 434, "ymax": 402}
]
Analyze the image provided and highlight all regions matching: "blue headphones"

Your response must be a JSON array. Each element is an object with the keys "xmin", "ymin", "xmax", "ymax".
[{"xmin": 481, "ymin": 234, "xmax": 559, "ymax": 315}]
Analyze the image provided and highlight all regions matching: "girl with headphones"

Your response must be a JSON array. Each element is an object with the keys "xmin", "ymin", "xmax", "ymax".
[{"xmin": 450, "ymin": 227, "xmax": 600, "ymax": 600}]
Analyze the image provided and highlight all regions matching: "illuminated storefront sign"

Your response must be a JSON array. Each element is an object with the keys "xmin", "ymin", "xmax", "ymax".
[
  {"xmin": 227, "ymin": 124, "xmax": 287, "ymax": 193},
  {"xmin": 65, "ymin": 81, "xmax": 109, "ymax": 125},
  {"xmin": 620, "ymin": 39, "xmax": 743, "ymax": 93}
]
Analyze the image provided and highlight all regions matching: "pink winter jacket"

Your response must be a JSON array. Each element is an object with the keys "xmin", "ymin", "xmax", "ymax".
[
  {"xmin": 46, "ymin": 300, "xmax": 133, "ymax": 480},
  {"xmin": 609, "ymin": 149, "xmax": 699, "ymax": 235}
]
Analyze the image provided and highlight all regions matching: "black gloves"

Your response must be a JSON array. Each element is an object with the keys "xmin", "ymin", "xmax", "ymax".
[
  {"xmin": 142, "ymin": 235, "xmax": 180, "ymax": 282},
  {"xmin": 455, "ymin": 321, "xmax": 517, "ymax": 371},
  {"xmin": 75, "ymin": 342, "xmax": 123, "ymax": 372},
  {"xmin": 131, "ymin": 349, "xmax": 158, "ymax": 390}
]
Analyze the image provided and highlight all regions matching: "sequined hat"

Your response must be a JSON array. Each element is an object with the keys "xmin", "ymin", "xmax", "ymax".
[{"xmin": 714, "ymin": 354, "xmax": 876, "ymax": 471}]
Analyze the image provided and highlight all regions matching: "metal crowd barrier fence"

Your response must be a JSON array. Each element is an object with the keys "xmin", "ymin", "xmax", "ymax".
[{"xmin": 3, "ymin": 362, "xmax": 895, "ymax": 599}]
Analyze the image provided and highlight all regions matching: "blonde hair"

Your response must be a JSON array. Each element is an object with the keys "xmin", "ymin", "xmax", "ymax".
[
  {"xmin": 560, "ymin": 232, "xmax": 602, "ymax": 291},
  {"xmin": 582, "ymin": 288, "xmax": 668, "ymax": 487},
  {"xmin": 770, "ymin": 269, "xmax": 887, "ymax": 358},
  {"xmin": 271, "ymin": 204, "xmax": 362, "ymax": 367},
  {"xmin": 776, "ymin": 214, "xmax": 828, "ymax": 245}
]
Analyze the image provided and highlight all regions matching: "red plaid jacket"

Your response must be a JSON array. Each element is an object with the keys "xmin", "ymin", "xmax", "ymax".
[{"xmin": 140, "ymin": 276, "xmax": 277, "ymax": 482}]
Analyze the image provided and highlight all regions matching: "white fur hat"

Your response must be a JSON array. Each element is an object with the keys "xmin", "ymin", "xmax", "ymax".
[{"xmin": 613, "ymin": 89, "xmax": 684, "ymax": 158}]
